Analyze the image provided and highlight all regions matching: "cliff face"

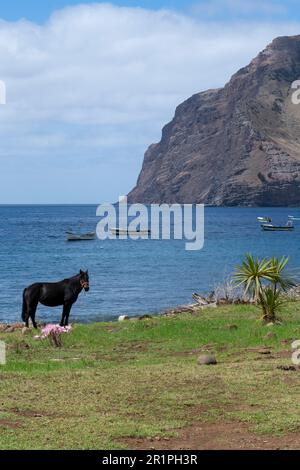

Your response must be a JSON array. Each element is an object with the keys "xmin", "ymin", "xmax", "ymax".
[{"xmin": 128, "ymin": 36, "xmax": 300, "ymax": 206}]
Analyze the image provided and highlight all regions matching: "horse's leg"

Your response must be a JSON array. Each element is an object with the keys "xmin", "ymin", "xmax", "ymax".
[
  {"xmin": 60, "ymin": 307, "xmax": 65, "ymax": 327},
  {"xmin": 60, "ymin": 303, "xmax": 71, "ymax": 327},
  {"xmin": 23, "ymin": 288, "xmax": 38, "ymax": 328},
  {"xmin": 22, "ymin": 289, "xmax": 30, "ymax": 327},
  {"xmin": 64, "ymin": 303, "xmax": 72, "ymax": 327},
  {"xmin": 28, "ymin": 300, "xmax": 39, "ymax": 329},
  {"xmin": 24, "ymin": 312, "xmax": 30, "ymax": 328},
  {"xmin": 60, "ymin": 302, "xmax": 72, "ymax": 326},
  {"xmin": 24, "ymin": 302, "xmax": 30, "ymax": 328}
]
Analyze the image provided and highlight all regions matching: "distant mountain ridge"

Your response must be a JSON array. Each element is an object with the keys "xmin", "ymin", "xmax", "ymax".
[{"xmin": 128, "ymin": 35, "xmax": 300, "ymax": 206}]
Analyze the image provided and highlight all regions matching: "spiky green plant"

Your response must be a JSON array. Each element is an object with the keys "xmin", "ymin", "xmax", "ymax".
[
  {"xmin": 234, "ymin": 254, "xmax": 274, "ymax": 301},
  {"xmin": 269, "ymin": 256, "xmax": 296, "ymax": 293},
  {"xmin": 234, "ymin": 254, "xmax": 296, "ymax": 322},
  {"xmin": 259, "ymin": 286, "xmax": 284, "ymax": 322}
]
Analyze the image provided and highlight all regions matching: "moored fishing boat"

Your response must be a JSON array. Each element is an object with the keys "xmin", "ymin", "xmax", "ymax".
[
  {"xmin": 66, "ymin": 231, "xmax": 96, "ymax": 241},
  {"xmin": 261, "ymin": 223, "xmax": 294, "ymax": 232},
  {"xmin": 110, "ymin": 227, "xmax": 151, "ymax": 236},
  {"xmin": 257, "ymin": 216, "xmax": 272, "ymax": 223}
]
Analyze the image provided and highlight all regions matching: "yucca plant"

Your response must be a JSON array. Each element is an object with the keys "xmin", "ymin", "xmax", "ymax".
[
  {"xmin": 234, "ymin": 254, "xmax": 296, "ymax": 322},
  {"xmin": 269, "ymin": 256, "xmax": 296, "ymax": 293},
  {"xmin": 234, "ymin": 254, "xmax": 274, "ymax": 301},
  {"xmin": 259, "ymin": 287, "xmax": 284, "ymax": 322}
]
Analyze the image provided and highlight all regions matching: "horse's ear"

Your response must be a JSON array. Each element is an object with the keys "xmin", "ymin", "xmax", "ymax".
[
  {"xmin": 86, "ymin": 270, "xmax": 89, "ymax": 275},
  {"xmin": 80, "ymin": 269, "xmax": 83, "ymax": 275}
]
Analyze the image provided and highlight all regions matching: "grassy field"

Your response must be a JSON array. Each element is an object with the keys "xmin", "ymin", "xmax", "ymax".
[{"xmin": 0, "ymin": 303, "xmax": 300, "ymax": 449}]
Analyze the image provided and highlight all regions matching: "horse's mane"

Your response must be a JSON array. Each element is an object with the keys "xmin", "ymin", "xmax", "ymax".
[{"xmin": 63, "ymin": 273, "xmax": 81, "ymax": 282}]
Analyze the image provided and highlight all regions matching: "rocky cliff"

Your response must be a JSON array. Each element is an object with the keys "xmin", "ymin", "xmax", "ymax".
[{"xmin": 128, "ymin": 35, "xmax": 300, "ymax": 206}]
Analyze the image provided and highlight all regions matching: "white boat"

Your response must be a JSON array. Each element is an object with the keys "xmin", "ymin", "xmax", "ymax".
[
  {"xmin": 261, "ymin": 222, "xmax": 294, "ymax": 232},
  {"xmin": 66, "ymin": 231, "xmax": 96, "ymax": 241},
  {"xmin": 288, "ymin": 215, "xmax": 300, "ymax": 221}
]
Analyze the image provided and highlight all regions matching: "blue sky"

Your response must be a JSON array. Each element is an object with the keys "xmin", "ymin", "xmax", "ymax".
[
  {"xmin": 1, "ymin": 0, "xmax": 299, "ymax": 23},
  {"xmin": 0, "ymin": 0, "xmax": 189, "ymax": 22},
  {"xmin": 0, "ymin": 1, "xmax": 300, "ymax": 203},
  {"xmin": 1, "ymin": 1, "xmax": 188, "ymax": 22}
]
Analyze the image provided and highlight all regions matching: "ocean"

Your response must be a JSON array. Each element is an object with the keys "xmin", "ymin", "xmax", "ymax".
[{"xmin": 0, "ymin": 204, "xmax": 299, "ymax": 324}]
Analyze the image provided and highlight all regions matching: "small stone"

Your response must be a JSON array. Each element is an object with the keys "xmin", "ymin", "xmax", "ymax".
[
  {"xmin": 266, "ymin": 322, "xmax": 275, "ymax": 327},
  {"xmin": 118, "ymin": 315, "xmax": 129, "ymax": 322},
  {"xmin": 198, "ymin": 354, "xmax": 217, "ymax": 365}
]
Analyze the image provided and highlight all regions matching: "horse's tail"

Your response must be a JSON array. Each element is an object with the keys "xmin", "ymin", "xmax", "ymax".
[{"xmin": 22, "ymin": 288, "xmax": 27, "ymax": 322}]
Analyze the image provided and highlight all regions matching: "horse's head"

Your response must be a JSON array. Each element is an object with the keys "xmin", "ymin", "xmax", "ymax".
[{"xmin": 79, "ymin": 270, "xmax": 90, "ymax": 292}]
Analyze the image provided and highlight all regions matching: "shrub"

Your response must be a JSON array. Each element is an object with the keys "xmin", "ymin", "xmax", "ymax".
[{"xmin": 234, "ymin": 254, "xmax": 295, "ymax": 322}]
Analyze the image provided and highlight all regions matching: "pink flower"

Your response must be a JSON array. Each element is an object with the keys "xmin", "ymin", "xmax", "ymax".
[{"xmin": 39, "ymin": 324, "xmax": 72, "ymax": 339}]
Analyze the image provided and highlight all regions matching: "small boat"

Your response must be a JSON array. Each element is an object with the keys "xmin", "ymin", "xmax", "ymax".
[
  {"xmin": 261, "ymin": 222, "xmax": 294, "ymax": 232},
  {"xmin": 257, "ymin": 216, "xmax": 272, "ymax": 223},
  {"xmin": 110, "ymin": 227, "xmax": 151, "ymax": 236},
  {"xmin": 66, "ymin": 231, "xmax": 96, "ymax": 241},
  {"xmin": 288, "ymin": 215, "xmax": 300, "ymax": 221}
]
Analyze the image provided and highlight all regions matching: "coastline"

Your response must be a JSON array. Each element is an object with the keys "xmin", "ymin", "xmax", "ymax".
[{"xmin": 1, "ymin": 283, "xmax": 298, "ymax": 330}]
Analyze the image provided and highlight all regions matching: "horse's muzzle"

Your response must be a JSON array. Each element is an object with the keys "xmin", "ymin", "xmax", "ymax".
[{"xmin": 81, "ymin": 280, "xmax": 90, "ymax": 292}]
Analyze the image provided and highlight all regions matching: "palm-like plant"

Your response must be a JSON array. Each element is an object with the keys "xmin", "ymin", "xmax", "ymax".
[
  {"xmin": 269, "ymin": 256, "xmax": 295, "ymax": 293},
  {"xmin": 259, "ymin": 287, "xmax": 284, "ymax": 322},
  {"xmin": 234, "ymin": 254, "xmax": 296, "ymax": 322},
  {"xmin": 234, "ymin": 254, "xmax": 274, "ymax": 300}
]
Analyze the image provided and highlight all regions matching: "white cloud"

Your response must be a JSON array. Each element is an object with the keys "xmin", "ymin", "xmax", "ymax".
[{"xmin": 0, "ymin": 3, "xmax": 299, "ymax": 202}]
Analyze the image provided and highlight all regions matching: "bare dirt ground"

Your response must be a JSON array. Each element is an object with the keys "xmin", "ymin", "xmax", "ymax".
[{"xmin": 121, "ymin": 421, "xmax": 300, "ymax": 450}]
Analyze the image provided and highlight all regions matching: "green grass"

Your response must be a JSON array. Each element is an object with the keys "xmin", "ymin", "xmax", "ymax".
[{"xmin": 0, "ymin": 303, "xmax": 300, "ymax": 449}]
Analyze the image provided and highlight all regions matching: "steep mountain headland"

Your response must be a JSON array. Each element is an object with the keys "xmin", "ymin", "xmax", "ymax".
[{"xmin": 128, "ymin": 36, "xmax": 300, "ymax": 206}]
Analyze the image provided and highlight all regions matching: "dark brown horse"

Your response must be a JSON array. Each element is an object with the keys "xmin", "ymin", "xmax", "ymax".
[{"xmin": 22, "ymin": 270, "xmax": 89, "ymax": 328}]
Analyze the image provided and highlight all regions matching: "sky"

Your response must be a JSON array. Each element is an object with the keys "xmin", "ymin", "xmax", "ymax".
[{"xmin": 1, "ymin": 1, "xmax": 300, "ymax": 203}]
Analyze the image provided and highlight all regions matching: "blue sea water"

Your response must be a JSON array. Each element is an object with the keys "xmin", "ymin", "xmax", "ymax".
[{"xmin": 0, "ymin": 205, "xmax": 299, "ymax": 324}]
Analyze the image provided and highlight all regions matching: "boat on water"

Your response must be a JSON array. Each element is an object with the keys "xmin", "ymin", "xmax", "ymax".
[
  {"xmin": 110, "ymin": 227, "xmax": 151, "ymax": 236},
  {"xmin": 257, "ymin": 216, "xmax": 272, "ymax": 223},
  {"xmin": 288, "ymin": 215, "xmax": 300, "ymax": 221},
  {"xmin": 261, "ymin": 222, "xmax": 294, "ymax": 232},
  {"xmin": 66, "ymin": 231, "xmax": 96, "ymax": 241}
]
